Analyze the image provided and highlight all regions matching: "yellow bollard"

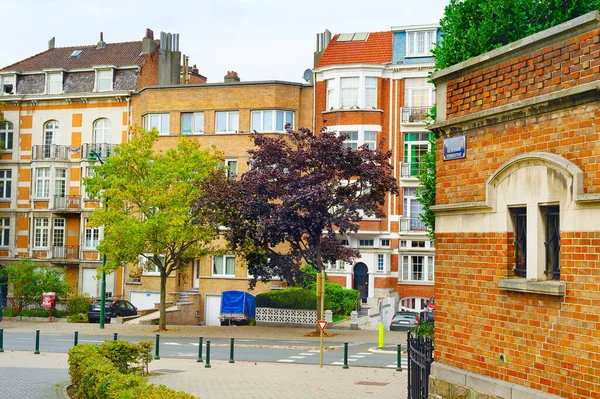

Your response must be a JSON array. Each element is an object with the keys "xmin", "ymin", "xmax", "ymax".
[{"xmin": 378, "ymin": 322, "xmax": 384, "ymax": 348}]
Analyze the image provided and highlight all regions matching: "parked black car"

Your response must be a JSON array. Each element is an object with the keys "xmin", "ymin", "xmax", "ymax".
[{"xmin": 87, "ymin": 299, "xmax": 137, "ymax": 323}]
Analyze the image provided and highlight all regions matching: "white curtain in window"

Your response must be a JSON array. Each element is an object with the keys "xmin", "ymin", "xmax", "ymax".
[
  {"xmin": 340, "ymin": 77, "xmax": 359, "ymax": 108},
  {"xmin": 365, "ymin": 77, "xmax": 378, "ymax": 108},
  {"xmin": 225, "ymin": 257, "xmax": 235, "ymax": 275}
]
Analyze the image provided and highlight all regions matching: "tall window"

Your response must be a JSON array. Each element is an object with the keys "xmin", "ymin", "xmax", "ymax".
[
  {"xmin": 143, "ymin": 113, "xmax": 170, "ymax": 135},
  {"xmin": 406, "ymin": 30, "xmax": 436, "ymax": 57},
  {"xmin": 96, "ymin": 70, "xmax": 112, "ymax": 91},
  {"xmin": 93, "ymin": 119, "xmax": 111, "ymax": 143},
  {"xmin": 34, "ymin": 218, "xmax": 50, "ymax": 248},
  {"xmin": 85, "ymin": 219, "xmax": 100, "ymax": 249},
  {"xmin": 544, "ymin": 205, "xmax": 560, "ymax": 280},
  {"xmin": 44, "ymin": 120, "xmax": 59, "ymax": 145},
  {"xmin": 326, "ymin": 79, "xmax": 336, "ymax": 110},
  {"xmin": 36, "ymin": 168, "xmax": 50, "ymax": 198},
  {"xmin": 216, "ymin": 111, "xmax": 239, "ymax": 133},
  {"xmin": 403, "ymin": 187, "xmax": 425, "ymax": 231},
  {"xmin": 0, "ymin": 170, "xmax": 11, "ymax": 199},
  {"xmin": 404, "ymin": 132, "xmax": 432, "ymax": 176},
  {"xmin": 46, "ymin": 72, "xmax": 62, "ymax": 94},
  {"xmin": 340, "ymin": 77, "xmax": 359, "ymax": 109},
  {"xmin": 224, "ymin": 159, "xmax": 238, "ymax": 180},
  {"xmin": 212, "ymin": 255, "xmax": 235, "ymax": 276},
  {"xmin": 511, "ymin": 207, "xmax": 527, "ymax": 277},
  {"xmin": 341, "ymin": 131, "xmax": 377, "ymax": 151},
  {"xmin": 365, "ymin": 77, "xmax": 378, "ymax": 109},
  {"xmin": 0, "ymin": 121, "xmax": 14, "ymax": 150},
  {"xmin": 55, "ymin": 168, "xmax": 66, "ymax": 198},
  {"xmin": 0, "ymin": 218, "xmax": 9, "ymax": 246},
  {"xmin": 53, "ymin": 218, "xmax": 65, "ymax": 248},
  {"xmin": 251, "ymin": 110, "xmax": 294, "ymax": 132},
  {"xmin": 401, "ymin": 255, "xmax": 434, "ymax": 281},
  {"xmin": 377, "ymin": 254, "xmax": 385, "ymax": 272},
  {"xmin": 405, "ymin": 78, "xmax": 435, "ymax": 108},
  {"xmin": 181, "ymin": 112, "xmax": 204, "ymax": 134}
]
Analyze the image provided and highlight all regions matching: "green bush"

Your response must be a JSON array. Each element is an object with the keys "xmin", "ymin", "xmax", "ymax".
[
  {"xmin": 66, "ymin": 294, "xmax": 93, "ymax": 315},
  {"xmin": 256, "ymin": 288, "xmax": 317, "ymax": 310},
  {"xmin": 68, "ymin": 341, "xmax": 193, "ymax": 399},
  {"xmin": 324, "ymin": 283, "xmax": 359, "ymax": 316},
  {"xmin": 20, "ymin": 308, "xmax": 64, "ymax": 318},
  {"xmin": 67, "ymin": 313, "xmax": 88, "ymax": 323},
  {"xmin": 415, "ymin": 321, "xmax": 434, "ymax": 338}
]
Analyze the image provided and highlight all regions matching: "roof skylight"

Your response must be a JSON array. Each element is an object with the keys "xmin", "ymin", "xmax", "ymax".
[
  {"xmin": 337, "ymin": 32, "xmax": 369, "ymax": 42},
  {"xmin": 69, "ymin": 50, "xmax": 84, "ymax": 58}
]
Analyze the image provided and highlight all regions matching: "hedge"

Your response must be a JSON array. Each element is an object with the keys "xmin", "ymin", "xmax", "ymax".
[
  {"xmin": 68, "ymin": 340, "xmax": 196, "ymax": 399},
  {"xmin": 255, "ymin": 285, "xmax": 359, "ymax": 315}
]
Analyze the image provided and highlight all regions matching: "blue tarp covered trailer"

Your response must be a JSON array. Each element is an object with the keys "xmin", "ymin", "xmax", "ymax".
[{"xmin": 219, "ymin": 290, "xmax": 256, "ymax": 326}]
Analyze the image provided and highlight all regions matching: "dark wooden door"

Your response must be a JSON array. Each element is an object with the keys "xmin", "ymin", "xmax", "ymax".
[{"xmin": 353, "ymin": 263, "xmax": 368, "ymax": 303}]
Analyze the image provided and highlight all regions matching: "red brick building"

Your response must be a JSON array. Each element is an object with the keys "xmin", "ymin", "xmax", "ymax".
[
  {"xmin": 429, "ymin": 12, "xmax": 600, "ymax": 399},
  {"xmin": 313, "ymin": 25, "xmax": 439, "ymax": 312}
]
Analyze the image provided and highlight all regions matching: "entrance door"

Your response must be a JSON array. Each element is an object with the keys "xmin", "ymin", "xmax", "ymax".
[
  {"xmin": 353, "ymin": 263, "xmax": 368, "ymax": 303},
  {"xmin": 205, "ymin": 294, "xmax": 222, "ymax": 326},
  {"xmin": 82, "ymin": 268, "xmax": 97, "ymax": 298},
  {"xmin": 193, "ymin": 260, "xmax": 200, "ymax": 289}
]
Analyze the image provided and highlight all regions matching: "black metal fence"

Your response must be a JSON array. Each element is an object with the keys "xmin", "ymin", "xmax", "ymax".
[{"xmin": 407, "ymin": 331, "xmax": 434, "ymax": 399}]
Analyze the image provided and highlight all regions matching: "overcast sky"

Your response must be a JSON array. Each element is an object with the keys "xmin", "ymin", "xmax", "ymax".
[{"xmin": 1, "ymin": 0, "xmax": 449, "ymax": 83}]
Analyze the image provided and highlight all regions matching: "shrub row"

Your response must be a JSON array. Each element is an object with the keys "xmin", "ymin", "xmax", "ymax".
[
  {"xmin": 68, "ymin": 340, "xmax": 197, "ymax": 399},
  {"xmin": 324, "ymin": 283, "xmax": 359, "ymax": 316},
  {"xmin": 255, "ymin": 285, "xmax": 359, "ymax": 315}
]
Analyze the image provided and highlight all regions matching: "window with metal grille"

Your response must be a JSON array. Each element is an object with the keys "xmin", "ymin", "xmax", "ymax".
[
  {"xmin": 511, "ymin": 208, "xmax": 527, "ymax": 277},
  {"xmin": 544, "ymin": 205, "xmax": 560, "ymax": 280}
]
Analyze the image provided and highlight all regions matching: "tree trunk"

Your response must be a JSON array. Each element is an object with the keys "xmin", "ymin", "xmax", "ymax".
[{"xmin": 159, "ymin": 270, "xmax": 168, "ymax": 331}]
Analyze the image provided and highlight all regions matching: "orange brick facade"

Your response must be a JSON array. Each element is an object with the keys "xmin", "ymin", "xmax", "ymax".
[{"xmin": 430, "ymin": 13, "xmax": 600, "ymax": 399}]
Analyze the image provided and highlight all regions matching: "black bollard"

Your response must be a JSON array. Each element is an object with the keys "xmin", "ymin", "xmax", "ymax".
[
  {"xmin": 34, "ymin": 330, "xmax": 40, "ymax": 354},
  {"xmin": 343, "ymin": 342, "xmax": 349, "ymax": 369},
  {"xmin": 197, "ymin": 337, "xmax": 203, "ymax": 363},
  {"xmin": 205, "ymin": 340, "xmax": 211, "ymax": 368},
  {"xmin": 396, "ymin": 344, "xmax": 402, "ymax": 371},
  {"xmin": 74, "ymin": 331, "xmax": 78, "ymax": 347},
  {"xmin": 229, "ymin": 338, "xmax": 235, "ymax": 364},
  {"xmin": 154, "ymin": 334, "xmax": 160, "ymax": 360},
  {"xmin": 114, "ymin": 332, "xmax": 118, "ymax": 341}
]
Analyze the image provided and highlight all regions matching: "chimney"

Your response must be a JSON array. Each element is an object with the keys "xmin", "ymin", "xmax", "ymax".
[
  {"xmin": 97, "ymin": 32, "xmax": 107, "ymax": 49},
  {"xmin": 142, "ymin": 28, "xmax": 158, "ymax": 54},
  {"xmin": 192, "ymin": 64, "xmax": 199, "ymax": 74},
  {"xmin": 313, "ymin": 29, "xmax": 332, "ymax": 67},
  {"xmin": 48, "ymin": 37, "xmax": 55, "ymax": 50},
  {"xmin": 224, "ymin": 71, "xmax": 240, "ymax": 83},
  {"xmin": 157, "ymin": 31, "xmax": 182, "ymax": 86}
]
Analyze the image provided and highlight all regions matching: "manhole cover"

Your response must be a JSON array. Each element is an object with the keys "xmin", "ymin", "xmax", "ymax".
[
  {"xmin": 153, "ymin": 369, "xmax": 185, "ymax": 374},
  {"xmin": 355, "ymin": 381, "xmax": 388, "ymax": 386}
]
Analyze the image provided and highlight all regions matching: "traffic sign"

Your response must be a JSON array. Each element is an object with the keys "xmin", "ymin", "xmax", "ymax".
[{"xmin": 318, "ymin": 320, "xmax": 328, "ymax": 331}]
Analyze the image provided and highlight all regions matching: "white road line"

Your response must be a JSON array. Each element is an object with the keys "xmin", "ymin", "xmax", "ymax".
[
  {"xmin": 357, "ymin": 352, "xmax": 372, "ymax": 355},
  {"xmin": 80, "ymin": 340, "xmax": 104, "ymax": 343},
  {"xmin": 277, "ymin": 359, "xmax": 295, "ymax": 363},
  {"xmin": 190, "ymin": 343, "xmax": 199, "ymax": 346},
  {"xmin": 350, "ymin": 355, "xmax": 365, "ymax": 358},
  {"xmin": 346, "ymin": 359, "xmax": 358, "ymax": 362},
  {"xmin": 289, "ymin": 356, "xmax": 305, "ymax": 359},
  {"xmin": 308, "ymin": 350, "xmax": 320, "ymax": 353},
  {"xmin": 331, "ymin": 362, "xmax": 344, "ymax": 365},
  {"xmin": 164, "ymin": 342, "xmax": 181, "ymax": 346},
  {"xmin": 299, "ymin": 353, "xmax": 315, "ymax": 356}
]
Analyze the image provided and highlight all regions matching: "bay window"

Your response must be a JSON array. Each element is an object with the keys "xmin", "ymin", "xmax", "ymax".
[{"xmin": 401, "ymin": 255, "xmax": 434, "ymax": 282}]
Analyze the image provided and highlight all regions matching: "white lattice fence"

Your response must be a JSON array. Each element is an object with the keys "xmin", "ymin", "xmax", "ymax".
[{"xmin": 256, "ymin": 307, "xmax": 317, "ymax": 325}]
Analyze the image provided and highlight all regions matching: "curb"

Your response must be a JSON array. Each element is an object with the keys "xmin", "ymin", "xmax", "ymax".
[{"xmin": 368, "ymin": 345, "xmax": 407, "ymax": 355}]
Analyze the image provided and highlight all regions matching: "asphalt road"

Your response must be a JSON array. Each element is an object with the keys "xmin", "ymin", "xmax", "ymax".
[{"xmin": 1, "ymin": 331, "xmax": 408, "ymax": 369}]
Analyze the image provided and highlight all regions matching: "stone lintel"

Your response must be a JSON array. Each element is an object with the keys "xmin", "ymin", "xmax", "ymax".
[{"xmin": 498, "ymin": 278, "xmax": 566, "ymax": 296}]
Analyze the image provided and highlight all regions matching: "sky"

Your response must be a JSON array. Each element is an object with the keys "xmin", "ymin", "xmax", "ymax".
[{"xmin": 0, "ymin": 0, "xmax": 449, "ymax": 84}]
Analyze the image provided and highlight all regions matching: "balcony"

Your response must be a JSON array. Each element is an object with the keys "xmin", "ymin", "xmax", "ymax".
[
  {"xmin": 32, "ymin": 246, "xmax": 80, "ymax": 260},
  {"xmin": 400, "ymin": 162, "xmax": 422, "ymax": 178},
  {"xmin": 54, "ymin": 195, "xmax": 82, "ymax": 211},
  {"xmin": 82, "ymin": 143, "xmax": 117, "ymax": 160},
  {"xmin": 400, "ymin": 217, "xmax": 426, "ymax": 233},
  {"xmin": 401, "ymin": 106, "xmax": 433, "ymax": 124},
  {"xmin": 32, "ymin": 145, "xmax": 70, "ymax": 161}
]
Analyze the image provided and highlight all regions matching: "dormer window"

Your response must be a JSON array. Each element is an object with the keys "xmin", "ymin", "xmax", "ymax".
[
  {"xmin": 406, "ymin": 30, "xmax": 437, "ymax": 57},
  {"xmin": 46, "ymin": 72, "xmax": 62, "ymax": 94},
  {"xmin": 69, "ymin": 50, "xmax": 83, "ymax": 58},
  {"xmin": 0, "ymin": 75, "xmax": 15, "ymax": 95},
  {"xmin": 96, "ymin": 69, "xmax": 113, "ymax": 92}
]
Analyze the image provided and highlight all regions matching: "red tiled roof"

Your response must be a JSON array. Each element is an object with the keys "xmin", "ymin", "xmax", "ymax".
[
  {"xmin": 0, "ymin": 41, "xmax": 152, "ymax": 73},
  {"xmin": 316, "ymin": 31, "xmax": 392, "ymax": 68}
]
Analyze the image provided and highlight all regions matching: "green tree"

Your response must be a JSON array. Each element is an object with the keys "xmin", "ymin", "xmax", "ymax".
[
  {"xmin": 85, "ymin": 127, "xmax": 222, "ymax": 330},
  {"xmin": 416, "ymin": 106, "xmax": 437, "ymax": 242},
  {"xmin": 433, "ymin": 0, "xmax": 600, "ymax": 70},
  {"xmin": 0, "ymin": 259, "xmax": 72, "ymax": 318}
]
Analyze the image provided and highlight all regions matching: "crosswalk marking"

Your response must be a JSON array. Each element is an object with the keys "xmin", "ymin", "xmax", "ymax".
[
  {"xmin": 357, "ymin": 352, "xmax": 372, "ymax": 355},
  {"xmin": 331, "ymin": 362, "xmax": 344, "ymax": 365},
  {"xmin": 277, "ymin": 359, "xmax": 295, "ymax": 363},
  {"xmin": 298, "ymin": 353, "xmax": 315, "ymax": 356},
  {"xmin": 164, "ymin": 342, "xmax": 181, "ymax": 346},
  {"xmin": 350, "ymin": 355, "xmax": 364, "ymax": 358},
  {"xmin": 289, "ymin": 356, "xmax": 305, "ymax": 359}
]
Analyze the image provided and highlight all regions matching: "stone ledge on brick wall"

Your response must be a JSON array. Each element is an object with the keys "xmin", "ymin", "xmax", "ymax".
[
  {"xmin": 431, "ymin": 363, "xmax": 565, "ymax": 399},
  {"xmin": 498, "ymin": 278, "xmax": 566, "ymax": 296}
]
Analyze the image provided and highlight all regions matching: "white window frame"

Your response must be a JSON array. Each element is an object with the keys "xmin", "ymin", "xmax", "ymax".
[
  {"xmin": 36, "ymin": 168, "xmax": 50, "ymax": 198},
  {"xmin": 400, "ymin": 254, "xmax": 434, "ymax": 282},
  {"xmin": 340, "ymin": 130, "xmax": 377, "ymax": 151},
  {"xmin": 139, "ymin": 254, "xmax": 163, "ymax": 276},
  {"xmin": 340, "ymin": 77, "xmax": 359, "ymax": 109},
  {"xmin": 0, "ymin": 217, "xmax": 10, "ymax": 246},
  {"xmin": 365, "ymin": 77, "xmax": 378, "ymax": 109},
  {"xmin": 406, "ymin": 30, "xmax": 437, "ymax": 57},
  {"xmin": 93, "ymin": 118, "xmax": 111, "ymax": 143},
  {"xmin": 251, "ymin": 110, "xmax": 294, "ymax": 133},
  {"xmin": 359, "ymin": 239, "xmax": 374, "ymax": 247},
  {"xmin": 0, "ymin": 75, "xmax": 15, "ymax": 95},
  {"xmin": 34, "ymin": 218, "xmax": 50, "ymax": 248},
  {"xmin": 0, "ymin": 121, "xmax": 14, "ymax": 150},
  {"xmin": 53, "ymin": 218, "xmax": 65, "ymax": 247},
  {"xmin": 0, "ymin": 169, "xmax": 11, "ymax": 199},
  {"xmin": 326, "ymin": 79, "xmax": 336, "ymax": 110},
  {"xmin": 55, "ymin": 168, "xmax": 67, "ymax": 198},
  {"xmin": 46, "ymin": 72, "xmax": 63, "ymax": 94},
  {"xmin": 84, "ymin": 218, "xmax": 101, "ymax": 249},
  {"xmin": 212, "ymin": 254, "xmax": 236, "ymax": 277},
  {"xmin": 400, "ymin": 296, "xmax": 432, "ymax": 312},
  {"xmin": 215, "ymin": 111, "xmax": 239, "ymax": 133},
  {"xmin": 377, "ymin": 254, "xmax": 385, "ymax": 272},
  {"xmin": 143, "ymin": 113, "xmax": 170, "ymax": 135},
  {"xmin": 95, "ymin": 69, "xmax": 113, "ymax": 92},
  {"xmin": 181, "ymin": 112, "xmax": 204, "ymax": 134},
  {"xmin": 404, "ymin": 78, "xmax": 435, "ymax": 108},
  {"xmin": 224, "ymin": 159, "xmax": 238, "ymax": 180}
]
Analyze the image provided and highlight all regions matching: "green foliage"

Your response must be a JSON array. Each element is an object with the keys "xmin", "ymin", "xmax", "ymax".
[
  {"xmin": 0, "ymin": 259, "xmax": 72, "ymax": 317},
  {"xmin": 416, "ymin": 138, "xmax": 437, "ymax": 242},
  {"xmin": 415, "ymin": 320, "xmax": 435, "ymax": 338},
  {"xmin": 255, "ymin": 288, "xmax": 317, "ymax": 310},
  {"xmin": 67, "ymin": 313, "xmax": 88, "ymax": 323},
  {"xmin": 68, "ymin": 341, "xmax": 185, "ymax": 399},
  {"xmin": 434, "ymin": 0, "xmax": 600, "ymax": 70},
  {"xmin": 324, "ymin": 283, "xmax": 359, "ymax": 316},
  {"xmin": 85, "ymin": 126, "xmax": 223, "ymax": 330},
  {"xmin": 66, "ymin": 294, "xmax": 93, "ymax": 315}
]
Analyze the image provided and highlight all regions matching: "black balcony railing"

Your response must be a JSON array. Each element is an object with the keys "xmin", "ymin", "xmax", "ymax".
[
  {"xmin": 32, "ymin": 145, "xmax": 69, "ymax": 160},
  {"xmin": 52, "ymin": 245, "xmax": 80, "ymax": 259},
  {"xmin": 83, "ymin": 143, "xmax": 118, "ymax": 160},
  {"xmin": 400, "ymin": 217, "xmax": 427, "ymax": 232},
  {"xmin": 401, "ymin": 162, "xmax": 422, "ymax": 178},
  {"xmin": 401, "ymin": 107, "xmax": 433, "ymax": 123},
  {"xmin": 54, "ymin": 195, "xmax": 81, "ymax": 210}
]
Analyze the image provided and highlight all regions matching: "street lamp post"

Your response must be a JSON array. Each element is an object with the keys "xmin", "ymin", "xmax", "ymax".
[{"xmin": 87, "ymin": 151, "xmax": 107, "ymax": 329}]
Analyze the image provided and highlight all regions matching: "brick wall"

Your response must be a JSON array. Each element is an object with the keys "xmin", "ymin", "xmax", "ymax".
[{"xmin": 446, "ymin": 29, "xmax": 600, "ymax": 120}]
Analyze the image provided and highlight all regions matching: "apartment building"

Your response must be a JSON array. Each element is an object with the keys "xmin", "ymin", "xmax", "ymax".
[
  {"xmin": 128, "ymin": 73, "xmax": 313, "ymax": 325},
  {"xmin": 312, "ymin": 24, "xmax": 439, "ymax": 311},
  {"xmin": 0, "ymin": 29, "xmax": 183, "ymax": 299}
]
